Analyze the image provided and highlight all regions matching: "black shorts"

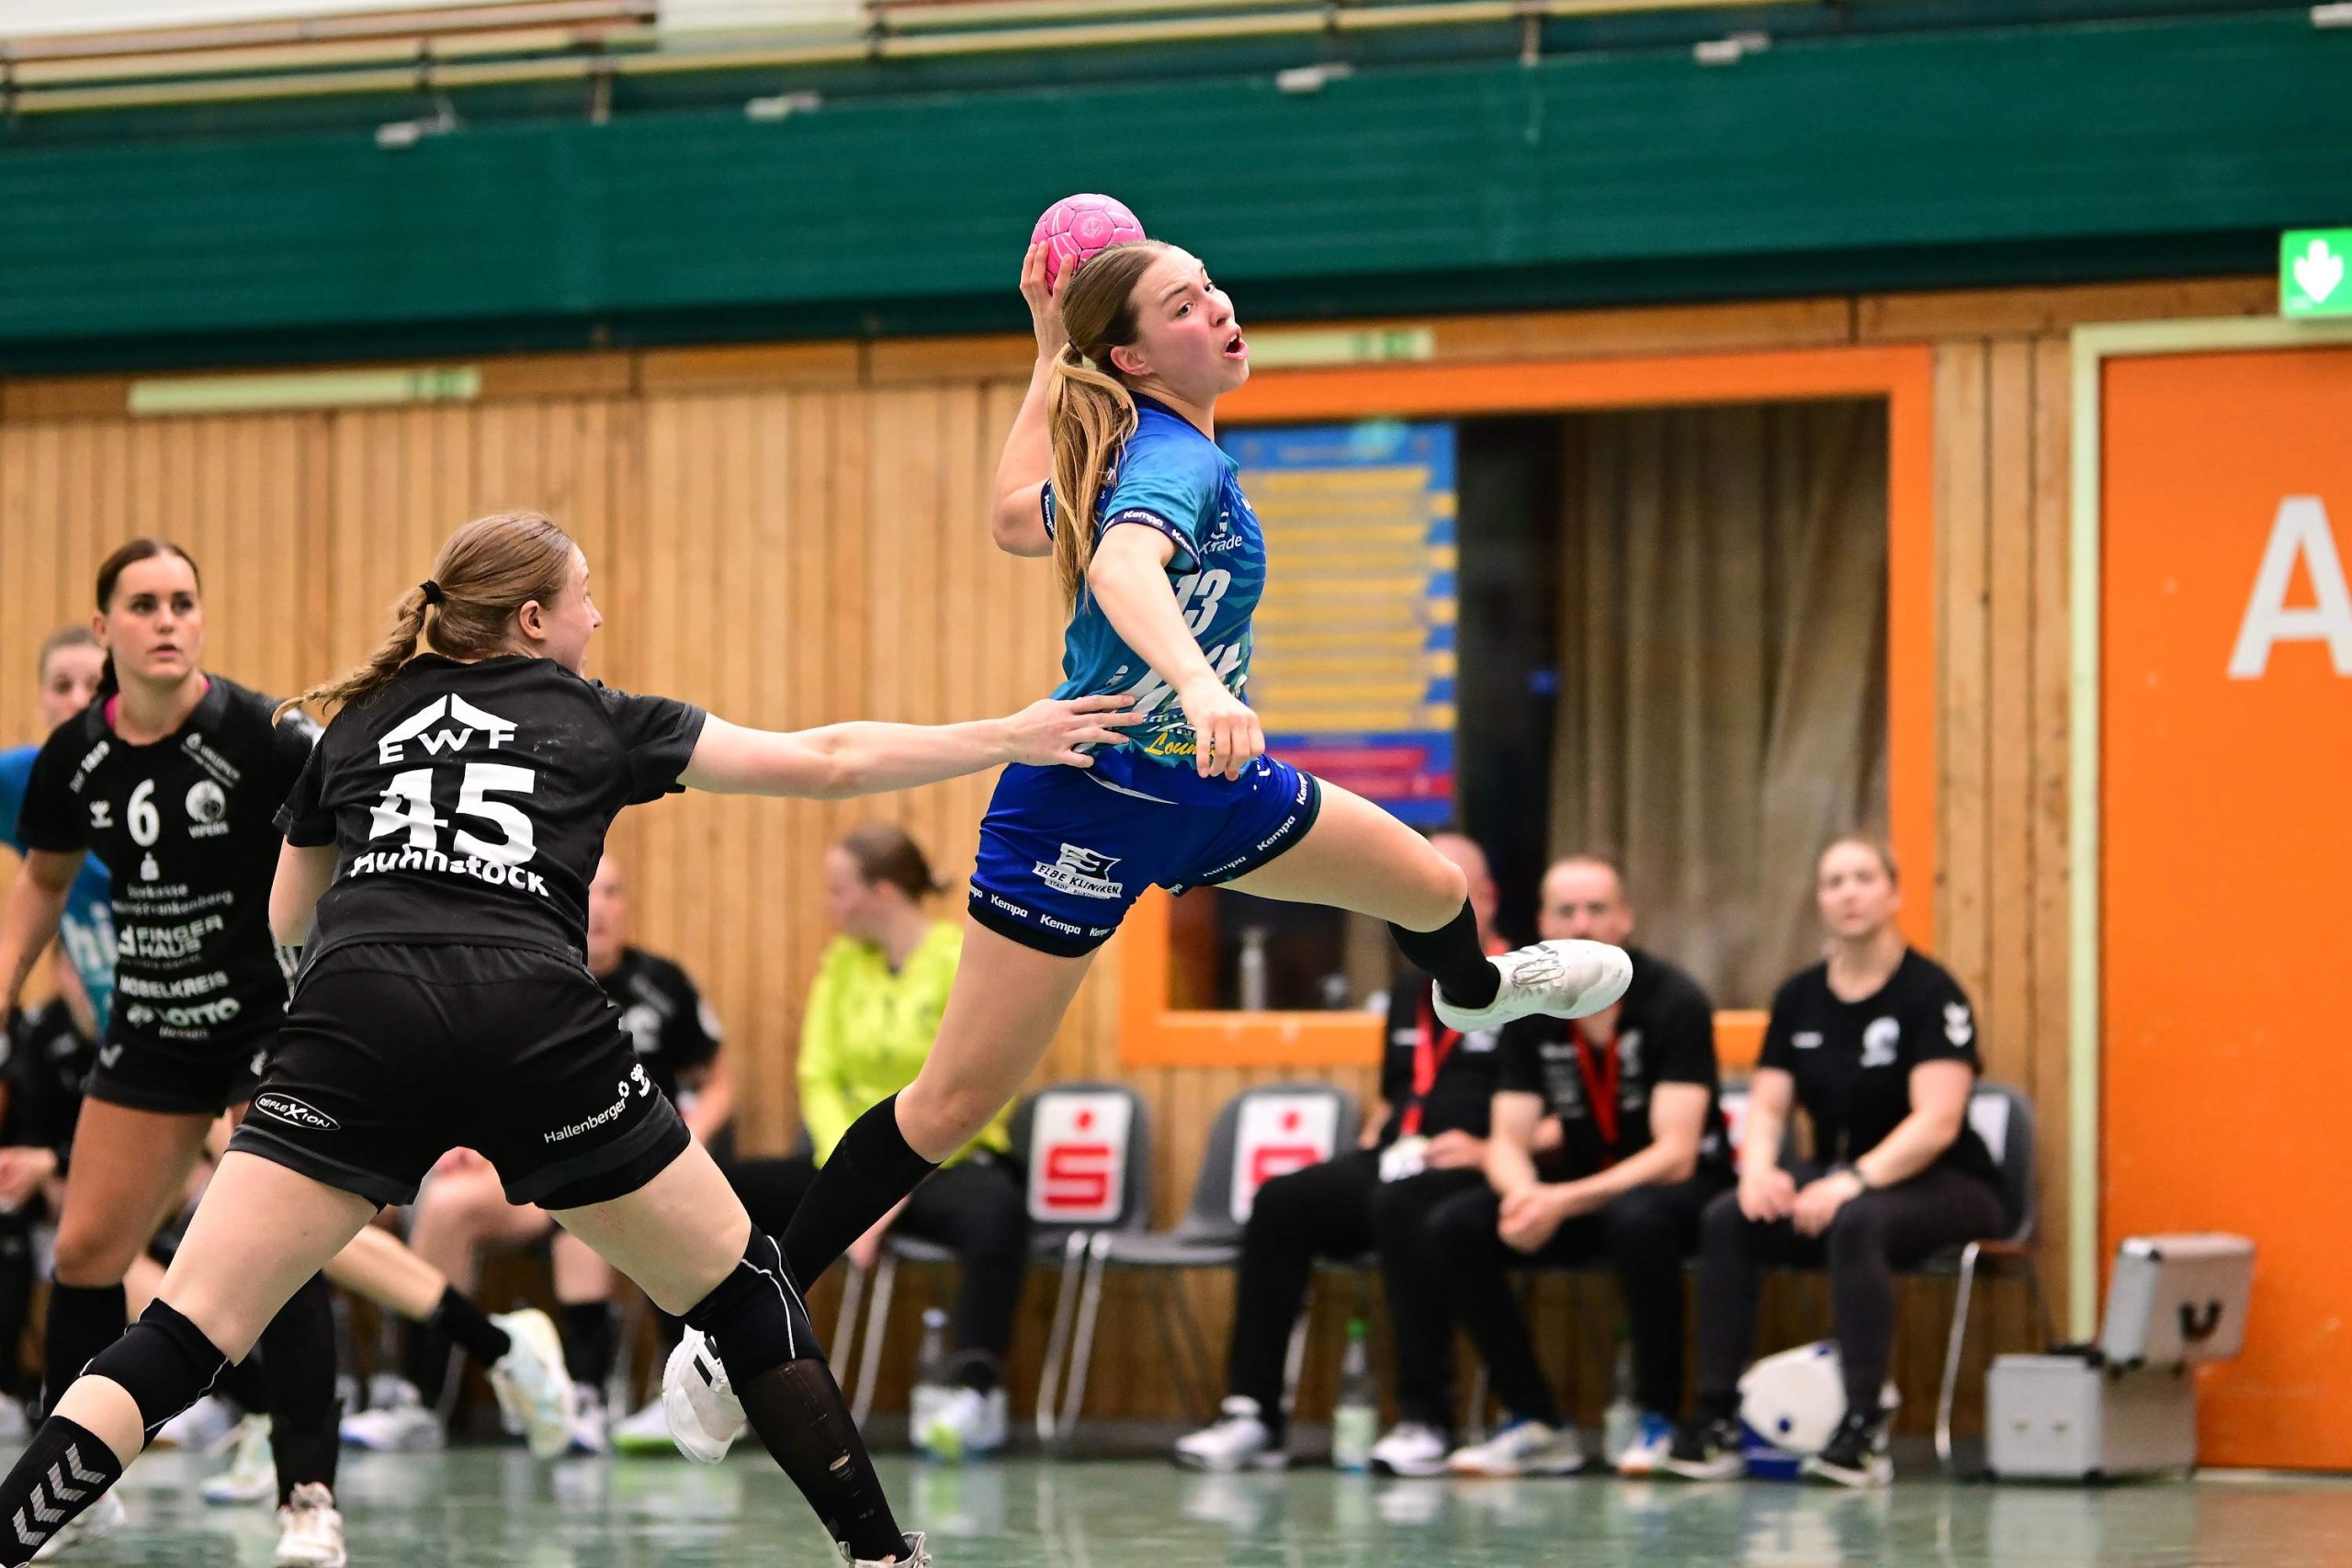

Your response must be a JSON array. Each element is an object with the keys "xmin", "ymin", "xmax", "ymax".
[
  {"xmin": 228, "ymin": 943, "xmax": 690, "ymax": 1212},
  {"xmin": 85, "ymin": 1030, "xmax": 272, "ymax": 1117}
]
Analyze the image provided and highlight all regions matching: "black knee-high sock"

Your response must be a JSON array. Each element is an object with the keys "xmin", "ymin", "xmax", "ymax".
[
  {"xmin": 215, "ymin": 1348, "xmax": 268, "ymax": 1413},
  {"xmin": 40, "ymin": 1282, "xmax": 126, "ymax": 1421},
  {"xmin": 779, "ymin": 1094, "xmax": 937, "ymax": 1288},
  {"xmin": 1388, "ymin": 899, "xmax": 1500, "ymax": 1010},
  {"xmin": 0, "ymin": 1416, "xmax": 122, "ymax": 1559},
  {"xmin": 685, "ymin": 1230, "xmax": 907, "ymax": 1562},
  {"xmin": 255, "ymin": 1275, "xmax": 339, "ymax": 1507},
  {"xmin": 560, "ymin": 1302, "xmax": 616, "ymax": 1392},
  {"xmin": 402, "ymin": 1320, "xmax": 453, "ymax": 1406},
  {"xmin": 429, "ymin": 1286, "xmax": 512, "ymax": 1369}
]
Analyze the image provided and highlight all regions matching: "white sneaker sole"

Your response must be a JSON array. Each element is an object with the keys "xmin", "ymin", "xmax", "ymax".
[
  {"xmin": 1432, "ymin": 941, "xmax": 1633, "ymax": 1032},
  {"xmin": 491, "ymin": 1308, "xmax": 578, "ymax": 1461},
  {"xmin": 1170, "ymin": 1448, "xmax": 1287, "ymax": 1473},
  {"xmin": 662, "ymin": 1333, "xmax": 745, "ymax": 1465}
]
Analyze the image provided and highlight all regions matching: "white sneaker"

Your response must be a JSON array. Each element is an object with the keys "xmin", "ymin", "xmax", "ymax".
[
  {"xmin": 153, "ymin": 1393, "xmax": 239, "ymax": 1451},
  {"xmin": 916, "ymin": 1385, "xmax": 1008, "ymax": 1463},
  {"xmin": 1368, "ymin": 1421, "xmax": 1452, "ymax": 1478},
  {"xmin": 488, "ymin": 1308, "xmax": 577, "ymax": 1461},
  {"xmin": 273, "ymin": 1482, "xmax": 345, "ymax": 1568},
  {"xmin": 202, "ymin": 1416, "xmax": 278, "ymax": 1505},
  {"xmin": 1446, "ymin": 1418, "xmax": 1586, "ymax": 1477},
  {"xmin": 1171, "ymin": 1396, "xmax": 1286, "ymax": 1473},
  {"xmin": 1615, "ymin": 1411, "xmax": 1678, "ymax": 1477},
  {"xmin": 609, "ymin": 1395, "xmax": 677, "ymax": 1456},
  {"xmin": 564, "ymin": 1387, "xmax": 610, "ymax": 1456},
  {"xmin": 338, "ymin": 1382, "xmax": 443, "ymax": 1453},
  {"xmin": 662, "ymin": 1328, "xmax": 746, "ymax": 1465},
  {"xmin": 837, "ymin": 1530, "xmax": 931, "ymax": 1566},
  {"xmin": 1430, "ymin": 941, "xmax": 1633, "ymax": 1032},
  {"xmin": 31, "ymin": 1492, "xmax": 126, "ymax": 1560}
]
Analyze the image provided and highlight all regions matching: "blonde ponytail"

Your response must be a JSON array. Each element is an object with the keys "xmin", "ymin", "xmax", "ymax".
[
  {"xmin": 276, "ymin": 510, "xmax": 577, "ymax": 722},
  {"xmin": 1046, "ymin": 344, "xmax": 1137, "ymax": 604},
  {"xmin": 277, "ymin": 588, "xmax": 430, "ymax": 722},
  {"xmin": 1043, "ymin": 239, "xmax": 1169, "ymax": 606}
]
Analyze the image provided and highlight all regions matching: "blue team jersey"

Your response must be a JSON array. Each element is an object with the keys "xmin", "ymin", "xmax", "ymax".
[
  {"xmin": 0, "ymin": 743, "xmax": 116, "ymax": 1031},
  {"xmin": 1042, "ymin": 395, "xmax": 1265, "ymax": 770}
]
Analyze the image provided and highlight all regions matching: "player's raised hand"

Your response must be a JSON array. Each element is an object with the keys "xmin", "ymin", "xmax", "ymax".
[
  {"xmin": 1021, "ymin": 241, "xmax": 1071, "ymax": 360},
  {"xmin": 1007, "ymin": 693, "xmax": 1138, "ymax": 768},
  {"xmin": 1177, "ymin": 675, "xmax": 1264, "ymax": 780}
]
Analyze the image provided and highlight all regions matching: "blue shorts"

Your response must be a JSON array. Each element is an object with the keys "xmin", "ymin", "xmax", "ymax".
[{"xmin": 968, "ymin": 750, "xmax": 1323, "ymax": 956}]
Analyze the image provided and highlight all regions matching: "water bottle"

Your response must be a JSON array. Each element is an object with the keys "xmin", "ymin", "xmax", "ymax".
[
  {"xmin": 1331, "ymin": 1319, "xmax": 1378, "ymax": 1472},
  {"xmin": 910, "ymin": 1307, "xmax": 951, "ymax": 1438},
  {"xmin": 1238, "ymin": 925, "xmax": 1272, "ymax": 1011},
  {"xmin": 1602, "ymin": 1333, "xmax": 1640, "ymax": 1468}
]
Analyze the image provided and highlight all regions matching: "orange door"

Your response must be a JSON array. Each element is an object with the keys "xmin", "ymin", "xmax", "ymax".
[{"xmin": 2102, "ymin": 344, "xmax": 2352, "ymax": 1470}]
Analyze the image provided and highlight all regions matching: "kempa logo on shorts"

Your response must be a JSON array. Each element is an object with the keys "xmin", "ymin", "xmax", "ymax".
[
  {"xmin": 378, "ymin": 694, "xmax": 519, "ymax": 764},
  {"xmin": 1035, "ymin": 843, "xmax": 1124, "ymax": 900},
  {"xmin": 254, "ymin": 1093, "xmax": 339, "ymax": 1133}
]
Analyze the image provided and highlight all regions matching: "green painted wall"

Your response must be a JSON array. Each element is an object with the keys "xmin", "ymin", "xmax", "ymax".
[{"xmin": 0, "ymin": 11, "xmax": 2341, "ymax": 371}]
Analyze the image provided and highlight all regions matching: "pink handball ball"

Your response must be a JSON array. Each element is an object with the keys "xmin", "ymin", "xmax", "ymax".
[{"xmin": 1031, "ymin": 194, "xmax": 1146, "ymax": 289}]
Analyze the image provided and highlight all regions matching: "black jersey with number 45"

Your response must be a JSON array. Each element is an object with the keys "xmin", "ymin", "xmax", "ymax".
[
  {"xmin": 279, "ymin": 655, "xmax": 706, "ymax": 968},
  {"xmin": 17, "ymin": 676, "xmax": 315, "ymax": 1046}
]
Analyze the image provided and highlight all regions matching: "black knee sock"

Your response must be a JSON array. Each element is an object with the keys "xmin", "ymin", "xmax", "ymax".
[
  {"xmin": 560, "ymin": 1302, "xmax": 616, "ymax": 1392},
  {"xmin": 779, "ymin": 1095, "xmax": 937, "ymax": 1288},
  {"xmin": 684, "ymin": 1230, "xmax": 906, "ymax": 1563},
  {"xmin": 40, "ymin": 1282, "xmax": 126, "ymax": 1421},
  {"xmin": 215, "ymin": 1349, "xmax": 268, "ymax": 1414},
  {"xmin": 1388, "ymin": 900, "xmax": 1500, "ymax": 1010},
  {"xmin": 429, "ymin": 1286, "xmax": 512, "ymax": 1369},
  {"xmin": 255, "ymin": 1275, "xmax": 340, "ymax": 1506},
  {"xmin": 402, "ymin": 1321, "xmax": 454, "ymax": 1407},
  {"xmin": 0, "ymin": 1416, "xmax": 122, "ymax": 1559},
  {"xmin": 0, "ymin": 1226, "xmax": 36, "ymax": 1404}
]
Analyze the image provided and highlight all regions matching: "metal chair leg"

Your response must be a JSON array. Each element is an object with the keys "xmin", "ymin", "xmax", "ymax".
[
  {"xmin": 1280, "ymin": 1314, "xmax": 1311, "ymax": 1418},
  {"xmin": 852, "ymin": 1250, "xmax": 898, "ymax": 1428},
  {"xmin": 1937, "ymin": 1242, "xmax": 1983, "ymax": 1473},
  {"xmin": 1057, "ymin": 1235, "xmax": 1111, "ymax": 1441},
  {"xmin": 1036, "ymin": 1232, "xmax": 1089, "ymax": 1445},
  {"xmin": 832, "ymin": 1262, "xmax": 868, "ymax": 1409}
]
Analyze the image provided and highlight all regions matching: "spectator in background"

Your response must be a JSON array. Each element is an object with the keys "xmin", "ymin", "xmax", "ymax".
[
  {"xmin": 1174, "ymin": 833, "xmax": 1535, "ymax": 1477},
  {"xmin": 724, "ymin": 824, "xmax": 1028, "ymax": 1462},
  {"xmin": 1425, "ymin": 854, "xmax": 1732, "ymax": 1478},
  {"xmin": 1663, "ymin": 835, "xmax": 2003, "ymax": 1488}
]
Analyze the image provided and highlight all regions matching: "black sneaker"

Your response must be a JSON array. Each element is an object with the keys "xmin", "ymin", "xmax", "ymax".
[
  {"xmin": 1657, "ymin": 1413, "xmax": 1746, "ymax": 1481},
  {"xmin": 1802, "ymin": 1408, "xmax": 1893, "ymax": 1488}
]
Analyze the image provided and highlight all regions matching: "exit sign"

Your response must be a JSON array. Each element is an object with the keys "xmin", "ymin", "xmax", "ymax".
[{"xmin": 2282, "ymin": 230, "xmax": 2352, "ymax": 317}]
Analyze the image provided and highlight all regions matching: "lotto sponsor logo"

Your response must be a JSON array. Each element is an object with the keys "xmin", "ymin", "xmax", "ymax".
[
  {"xmin": 379, "ymin": 694, "xmax": 518, "ymax": 764},
  {"xmin": 348, "ymin": 845, "xmax": 550, "ymax": 896},
  {"xmin": 1035, "ymin": 844, "xmax": 1124, "ymax": 900},
  {"xmin": 254, "ymin": 1092, "xmax": 339, "ymax": 1133},
  {"xmin": 127, "ymin": 996, "xmax": 243, "ymax": 1030}
]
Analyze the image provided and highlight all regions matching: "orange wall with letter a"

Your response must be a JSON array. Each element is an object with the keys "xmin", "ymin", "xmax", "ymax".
[{"xmin": 2102, "ymin": 344, "xmax": 2352, "ymax": 1470}]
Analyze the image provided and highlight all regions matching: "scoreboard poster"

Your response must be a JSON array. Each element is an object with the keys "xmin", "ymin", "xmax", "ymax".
[{"xmin": 1223, "ymin": 420, "xmax": 1457, "ymax": 826}]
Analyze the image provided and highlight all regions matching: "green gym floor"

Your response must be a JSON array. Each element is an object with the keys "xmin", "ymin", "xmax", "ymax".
[{"xmin": 43, "ymin": 1449, "xmax": 2352, "ymax": 1566}]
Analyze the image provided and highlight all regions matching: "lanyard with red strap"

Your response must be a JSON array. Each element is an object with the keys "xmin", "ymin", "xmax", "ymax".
[
  {"xmin": 1401, "ymin": 986, "xmax": 1460, "ymax": 1138},
  {"xmin": 1571, "ymin": 1022, "xmax": 1623, "ymax": 1165}
]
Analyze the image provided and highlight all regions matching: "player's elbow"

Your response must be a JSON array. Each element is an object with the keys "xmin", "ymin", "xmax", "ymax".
[{"xmin": 989, "ymin": 499, "xmax": 1051, "ymax": 558}]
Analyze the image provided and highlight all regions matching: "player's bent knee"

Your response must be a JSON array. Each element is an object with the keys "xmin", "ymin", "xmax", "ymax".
[
  {"xmin": 85, "ymin": 1301, "xmax": 233, "ymax": 1438},
  {"xmin": 52, "ymin": 1226, "xmax": 141, "ymax": 1290}
]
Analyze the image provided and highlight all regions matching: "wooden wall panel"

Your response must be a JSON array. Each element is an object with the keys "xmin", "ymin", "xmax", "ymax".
[{"xmin": 0, "ymin": 278, "xmax": 2112, "ymax": 1433}]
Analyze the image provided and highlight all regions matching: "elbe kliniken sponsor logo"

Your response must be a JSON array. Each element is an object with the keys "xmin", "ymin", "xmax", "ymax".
[{"xmin": 254, "ymin": 1092, "xmax": 340, "ymax": 1133}]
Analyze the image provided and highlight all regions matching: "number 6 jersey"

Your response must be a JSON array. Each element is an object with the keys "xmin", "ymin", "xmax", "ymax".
[
  {"xmin": 277, "ymin": 655, "xmax": 706, "ymax": 968},
  {"xmin": 17, "ymin": 676, "xmax": 316, "ymax": 1048}
]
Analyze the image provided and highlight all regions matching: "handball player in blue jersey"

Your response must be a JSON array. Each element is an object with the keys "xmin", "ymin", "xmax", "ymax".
[
  {"xmin": 671, "ymin": 236, "xmax": 1640, "ymax": 1441},
  {"xmin": 0, "ymin": 627, "xmax": 115, "ymax": 1032}
]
